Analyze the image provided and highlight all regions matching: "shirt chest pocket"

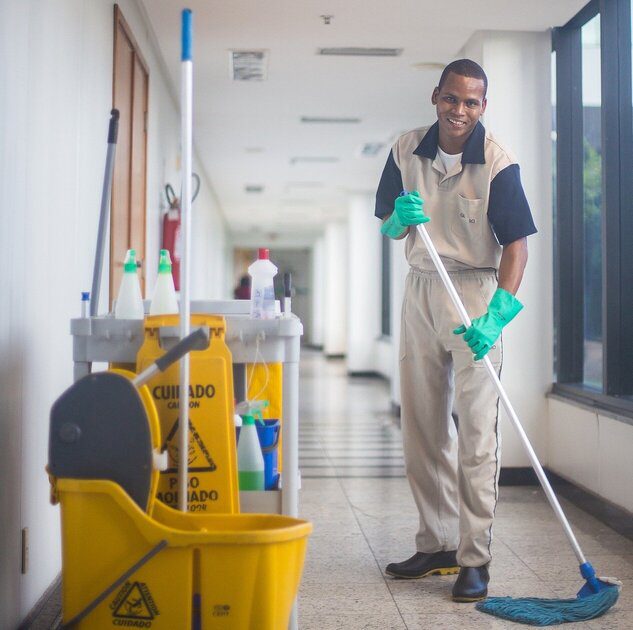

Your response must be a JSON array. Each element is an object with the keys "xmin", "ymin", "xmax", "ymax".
[{"xmin": 451, "ymin": 195, "xmax": 485, "ymax": 240}]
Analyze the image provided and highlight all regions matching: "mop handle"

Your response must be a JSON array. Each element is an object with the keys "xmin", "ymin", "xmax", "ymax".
[
  {"xmin": 90, "ymin": 109, "xmax": 119, "ymax": 317},
  {"xmin": 132, "ymin": 328, "xmax": 209, "ymax": 388},
  {"xmin": 178, "ymin": 8, "xmax": 193, "ymax": 512},
  {"xmin": 415, "ymin": 222, "xmax": 587, "ymax": 565}
]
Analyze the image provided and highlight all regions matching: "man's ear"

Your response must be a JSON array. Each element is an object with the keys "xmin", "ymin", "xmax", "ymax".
[
  {"xmin": 431, "ymin": 87, "xmax": 439, "ymax": 105},
  {"xmin": 480, "ymin": 97, "xmax": 487, "ymax": 115}
]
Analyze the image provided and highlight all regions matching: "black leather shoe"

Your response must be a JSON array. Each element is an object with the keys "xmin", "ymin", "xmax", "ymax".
[
  {"xmin": 385, "ymin": 550, "xmax": 459, "ymax": 579},
  {"xmin": 451, "ymin": 565, "xmax": 490, "ymax": 602}
]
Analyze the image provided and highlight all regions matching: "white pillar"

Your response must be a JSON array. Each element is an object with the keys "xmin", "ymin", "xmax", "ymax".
[
  {"xmin": 389, "ymin": 238, "xmax": 408, "ymax": 406},
  {"xmin": 323, "ymin": 222, "xmax": 348, "ymax": 356},
  {"xmin": 347, "ymin": 195, "xmax": 381, "ymax": 373},
  {"xmin": 311, "ymin": 237, "xmax": 325, "ymax": 347},
  {"xmin": 459, "ymin": 31, "xmax": 553, "ymax": 465}
]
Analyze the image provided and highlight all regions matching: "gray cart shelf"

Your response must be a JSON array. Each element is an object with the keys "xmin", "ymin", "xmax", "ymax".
[{"xmin": 70, "ymin": 299, "xmax": 303, "ymax": 519}]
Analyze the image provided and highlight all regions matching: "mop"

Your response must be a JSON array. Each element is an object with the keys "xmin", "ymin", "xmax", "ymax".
[{"xmin": 410, "ymin": 211, "xmax": 621, "ymax": 625}]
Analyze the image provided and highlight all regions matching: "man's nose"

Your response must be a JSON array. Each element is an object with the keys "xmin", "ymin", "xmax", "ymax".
[{"xmin": 453, "ymin": 101, "xmax": 466, "ymax": 116}]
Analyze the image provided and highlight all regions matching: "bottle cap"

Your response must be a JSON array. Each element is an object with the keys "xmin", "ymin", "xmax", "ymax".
[
  {"xmin": 81, "ymin": 292, "xmax": 90, "ymax": 301},
  {"xmin": 158, "ymin": 249, "xmax": 172, "ymax": 274},
  {"xmin": 123, "ymin": 249, "xmax": 138, "ymax": 273},
  {"xmin": 242, "ymin": 414, "xmax": 255, "ymax": 426},
  {"xmin": 258, "ymin": 248, "xmax": 269, "ymax": 260}
]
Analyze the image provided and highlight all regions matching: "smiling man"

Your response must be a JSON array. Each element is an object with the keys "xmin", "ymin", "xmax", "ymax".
[{"xmin": 375, "ymin": 59, "xmax": 537, "ymax": 601}]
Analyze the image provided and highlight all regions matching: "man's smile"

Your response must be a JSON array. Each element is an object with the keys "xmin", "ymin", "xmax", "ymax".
[{"xmin": 447, "ymin": 117, "xmax": 467, "ymax": 128}]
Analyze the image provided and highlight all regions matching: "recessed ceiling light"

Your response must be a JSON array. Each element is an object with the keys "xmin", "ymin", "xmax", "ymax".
[
  {"xmin": 411, "ymin": 62, "xmax": 446, "ymax": 71},
  {"xmin": 300, "ymin": 116, "xmax": 361, "ymax": 124},
  {"xmin": 290, "ymin": 157, "xmax": 339, "ymax": 165},
  {"xmin": 317, "ymin": 47, "xmax": 402, "ymax": 57}
]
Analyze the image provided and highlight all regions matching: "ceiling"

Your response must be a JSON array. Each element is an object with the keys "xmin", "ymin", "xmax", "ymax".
[{"xmin": 142, "ymin": 0, "xmax": 585, "ymax": 244}]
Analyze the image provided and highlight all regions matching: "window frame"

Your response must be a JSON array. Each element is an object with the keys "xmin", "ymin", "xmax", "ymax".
[{"xmin": 552, "ymin": 0, "xmax": 633, "ymax": 416}]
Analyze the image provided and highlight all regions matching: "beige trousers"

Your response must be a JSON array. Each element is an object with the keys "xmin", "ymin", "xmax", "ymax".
[{"xmin": 399, "ymin": 267, "xmax": 502, "ymax": 568}]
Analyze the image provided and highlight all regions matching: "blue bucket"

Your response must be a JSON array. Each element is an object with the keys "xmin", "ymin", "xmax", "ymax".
[{"xmin": 256, "ymin": 419, "xmax": 280, "ymax": 490}]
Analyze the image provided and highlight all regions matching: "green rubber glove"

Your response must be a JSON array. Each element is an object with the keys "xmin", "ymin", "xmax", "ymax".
[
  {"xmin": 394, "ymin": 190, "xmax": 429, "ymax": 226},
  {"xmin": 453, "ymin": 288, "xmax": 523, "ymax": 361},
  {"xmin": 380, "ymin": 212, "xmax": 407, "ymax": 239}
]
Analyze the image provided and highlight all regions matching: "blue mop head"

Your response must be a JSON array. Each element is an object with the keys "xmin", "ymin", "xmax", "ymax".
[{"xmin": 476, "ymin": 567, "xmax": 621, "ymax": 627}]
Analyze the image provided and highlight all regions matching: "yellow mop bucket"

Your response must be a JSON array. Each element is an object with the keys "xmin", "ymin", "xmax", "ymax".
[
  {"xmin": 48, "ymin": 329, "xmax": 312, "ymax": 629},
  {"xmin": 54, "ymin": 478, "xmax": 311, "ymax": 629}
]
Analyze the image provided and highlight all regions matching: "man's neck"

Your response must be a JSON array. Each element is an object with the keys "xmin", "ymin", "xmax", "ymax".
[{"xmin": 437, "ymin": 135, "xmax": 466, "ymax": 155}]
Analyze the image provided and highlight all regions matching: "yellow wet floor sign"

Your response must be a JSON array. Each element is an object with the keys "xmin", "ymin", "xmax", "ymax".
[{"xmin": 136, "ymin": 314, "xmax": 238, "ymax": 513}]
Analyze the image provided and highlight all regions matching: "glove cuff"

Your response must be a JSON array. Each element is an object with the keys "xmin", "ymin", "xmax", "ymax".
[
  {"xmin": 380, "ymin": 213, "xmax": 407, "ymax": 239},
  {"xmin": 489, "ymin": 288, "xmax": 523, "ymax": 325}
]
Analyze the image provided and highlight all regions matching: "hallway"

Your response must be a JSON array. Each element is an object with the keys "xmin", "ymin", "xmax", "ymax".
[{"xmin": 296, "ymin": 351, "xmax": 633, "ymax": 629}]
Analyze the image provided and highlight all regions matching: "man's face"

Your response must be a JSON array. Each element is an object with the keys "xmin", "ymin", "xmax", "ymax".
[{"xmin": 431, "ymin": 72, "xmax": 487, "ymax": 149}]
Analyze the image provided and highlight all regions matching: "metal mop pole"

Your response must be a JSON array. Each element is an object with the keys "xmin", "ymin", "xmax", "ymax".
[
  {"xmin": 178, "ymin": 8, "xmax": 193, "ymax": 512},
  {"xmin": 90, "ymin": 109, "xmax": 119, "ymax": 317},
  {"xmin": 415, "ymin": 223, "xmax": 587, "ymax": 565}
]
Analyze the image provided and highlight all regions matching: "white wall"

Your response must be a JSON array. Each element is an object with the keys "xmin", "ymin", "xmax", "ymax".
[
  {"xmin": 323, "ymin": 222, "xmax": 348, "ymax": 356},
  {"xmin": 549, "ymin": 399, "xmax": 633, "ymax": 514},
  {"xmin": 0, "ymin": 1, "xmax": 227, "ymax": 626},
  {"xmin": 459, "ymin": 31, "xmax": 553, "ymax": 466},
  {"xmin": 346, "ymin": 195, "xmax": 382, "ymax": 373}
]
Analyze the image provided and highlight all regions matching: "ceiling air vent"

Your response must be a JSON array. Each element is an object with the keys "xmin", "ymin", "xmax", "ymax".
[
  {"xmin": 300, "ymin": 116, "xmax": 361, "ymax": 124},
  {"xmin": 360, "ymin": 142, "xmax": 386, "ymax": 157},
  {"xmin": 230, "ymin": 50, "xmax": 268, "ymax": 81},
  {"xmin": 290, "ymin": 157, "xmax": 339, "ymax": 165},
  {"xmin": 317, "ymin": 47, "xmax": 402, "ymax": 57},
  {"xmin": 244, "ymin": 184, "xmax": 264, "ymax": 193}
]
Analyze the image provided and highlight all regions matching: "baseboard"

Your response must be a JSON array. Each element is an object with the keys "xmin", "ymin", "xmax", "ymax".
[
  {"xmin": 18, "ymin": 572, "xmax": 61, "ymax": 629},
  {"xmin": 302, "ymin": 343, "xmax": 324, "ymax": 351},
  {"xmin": 348, "ymin": 370, "xmax": 386, "ymax": 379},
  {"xmin": 390, "ymin": 401, "xmax": 401, "ymax": 419},
  {"xmin": 498, "ymin": 466, "xmax": 539, "ymax": 486}
]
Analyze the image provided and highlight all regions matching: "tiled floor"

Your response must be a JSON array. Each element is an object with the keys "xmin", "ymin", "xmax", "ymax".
[{"xmin": 297, "ymin": 350, "xmax": 633, "ymax": 629}]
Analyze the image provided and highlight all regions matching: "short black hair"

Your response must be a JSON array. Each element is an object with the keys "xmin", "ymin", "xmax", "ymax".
[{"xmin": 437, "ymin": 59, "xmax": 488, "ymax": 97}]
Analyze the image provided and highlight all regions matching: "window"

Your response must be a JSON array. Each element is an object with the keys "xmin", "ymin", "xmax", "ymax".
[
  {"xmin": 553, "ymin": 0, "xmax": 633, "ymax": 415},
  {"xmin": 581, "ymin": 15, "xmax": 603, "ymax": 388}
]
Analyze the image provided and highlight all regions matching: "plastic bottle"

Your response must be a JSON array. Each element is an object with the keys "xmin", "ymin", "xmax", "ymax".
[
  {"xmin": 237, "ymin": 414, "xmax": 265, "ymax": 491},
  {"xmin": 81, "ymin": 292, "xmax": 90, "ymax": 318},
  {"xmin": 149, "ymin": 249, "xmax": 179, "ymax": 315},
  {"xmin": 248, "ymin": 248, "xmax": 278, "ymax": 320},
  {"xmin": 114, "ymin": 249, "xmax": 145, "ymax": 319}
]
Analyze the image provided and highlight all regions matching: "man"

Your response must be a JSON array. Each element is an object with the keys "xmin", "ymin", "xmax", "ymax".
[{"xmin": 375, "ymin": 59, "xmax": 536, "ymax": 602}]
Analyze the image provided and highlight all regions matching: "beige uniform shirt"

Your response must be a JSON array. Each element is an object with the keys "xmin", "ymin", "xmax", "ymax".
[{"xmin": 376, "ymin": 121, "xmax": 537, "ymax": 271}]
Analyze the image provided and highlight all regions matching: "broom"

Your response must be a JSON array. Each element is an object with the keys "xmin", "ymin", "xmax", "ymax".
[{"xmin": 409, "ymin": 211, "xmax": 621, "ymax": 625}]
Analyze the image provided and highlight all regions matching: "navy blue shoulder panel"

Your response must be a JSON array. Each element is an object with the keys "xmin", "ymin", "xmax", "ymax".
[
  {"xmin": 375, "ymin": 150, "xmax": 403, "ymax": 219},
  {"xmin": 487, "ymin": 164, "xmax": 537, "ymax": 245}
]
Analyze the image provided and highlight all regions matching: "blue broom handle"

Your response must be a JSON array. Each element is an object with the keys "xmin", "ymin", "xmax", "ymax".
[
  {"xmin": 415, "ymin": 223, "xmax": 587, "ymax": 565},
  {"xmin": 178, "ymin": 8, "xmax": 193, "ymax": 512}
]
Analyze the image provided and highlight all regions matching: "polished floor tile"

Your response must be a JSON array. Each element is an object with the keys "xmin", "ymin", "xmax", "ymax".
[{"xmin": 296, "ymin": 351, "xmax": 632, "ymax": 629}]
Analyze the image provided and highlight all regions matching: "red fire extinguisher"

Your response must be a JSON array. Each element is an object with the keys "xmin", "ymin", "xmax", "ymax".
[{"xmin": 162, "ymin": 174, "xmax": 200, "ymax": 290}]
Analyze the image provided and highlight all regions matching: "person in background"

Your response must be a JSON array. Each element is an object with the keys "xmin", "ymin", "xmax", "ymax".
[
  {"xmin": 234, "ymin": 274, "xmax": 250, "ymax": 300},
  {"xmin": 375, "ymin": 59, "xmax": 537, "ymax": 602}
]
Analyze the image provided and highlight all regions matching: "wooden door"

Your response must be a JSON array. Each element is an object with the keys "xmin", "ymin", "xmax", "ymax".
[{"xmin": 111, "ymin": 5, "xmax": 148, "ymax": 304}]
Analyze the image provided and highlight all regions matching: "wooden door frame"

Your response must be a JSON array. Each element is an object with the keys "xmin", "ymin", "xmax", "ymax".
[{"xmin": 112, "ymin": 4, "xmax": 149, "ymax": 298}]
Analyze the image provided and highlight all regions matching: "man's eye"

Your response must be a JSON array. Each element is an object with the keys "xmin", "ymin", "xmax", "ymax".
[
  {"xmin": 444, "ymin": 96, "xmax": 456, "ymax": 103},
  {"xmin": 467, "ymin": 101, "xmax": 479, "ymax": 108}
]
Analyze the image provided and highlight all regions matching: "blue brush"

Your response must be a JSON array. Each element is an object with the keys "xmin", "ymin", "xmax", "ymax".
[{"xmin": 402, "ymin": 189, "xmax": 622, "ymax": 625}]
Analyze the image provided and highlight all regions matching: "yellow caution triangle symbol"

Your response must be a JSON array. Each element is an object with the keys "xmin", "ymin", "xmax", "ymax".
[
  {"xmin": 112, "ymin": 582, "xmax": 157, "ymax": 620},
  {"xmin": 162, "ymin": 417, "xmax": 217, "ymax": 473}
]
